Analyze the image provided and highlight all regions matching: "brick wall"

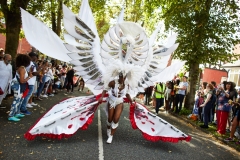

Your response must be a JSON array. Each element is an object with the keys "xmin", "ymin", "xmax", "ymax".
[
  {"xmin": 0, "ymin": 34, "xmax": 31, "ymax": 54},
  {"xmin": 202, "ymin": 68, "xmax": 228, "ymax": 85}
]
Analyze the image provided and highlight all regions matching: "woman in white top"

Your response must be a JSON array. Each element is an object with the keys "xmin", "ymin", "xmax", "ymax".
[
  {"xmin": 43, "ymin": 63, "xmax": 54, "ymax": 97},
  {"xmin": 9, "ymin": 54, "xmax": 33, "ymax": 122},
  {"xmin": 98, "ymin": 72, "xmax": 134, "ymax": 144}
]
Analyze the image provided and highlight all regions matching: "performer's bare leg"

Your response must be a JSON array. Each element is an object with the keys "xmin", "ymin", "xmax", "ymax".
[
  {"xmin": 106, "ymin": 103, "xmax": 123, "ymax": 143},
  {"xmin": 107, "ymin": 103, "xmax": 114, "ymax": 129},
  {"xmin": 111, "ymin": 103, "xmax": 123, "ymax": 135}
]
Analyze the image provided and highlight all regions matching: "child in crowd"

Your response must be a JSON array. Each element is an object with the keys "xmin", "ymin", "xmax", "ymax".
[{"xmin": 198, "ymin": 92, "xmax": 204, "ymax": 122}]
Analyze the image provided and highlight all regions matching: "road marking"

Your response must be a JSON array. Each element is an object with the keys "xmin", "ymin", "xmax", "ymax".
[
  {"xmin": 124, "ymin": 116, "xmax": 130, "ymax": 121},
  {"xmin": 98, "ymin": 109, "xmax": 104, "ymax": 160}
]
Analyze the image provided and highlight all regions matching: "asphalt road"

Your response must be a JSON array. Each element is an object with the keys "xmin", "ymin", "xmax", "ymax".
[{"xmin": 0, "ymin": 88, "xmax": 239, "ymax": 160}]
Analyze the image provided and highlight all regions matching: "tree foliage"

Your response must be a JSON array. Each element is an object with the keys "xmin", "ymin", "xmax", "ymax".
[
  {"xmin": 158, "ymin": 0, "xmax": 240, "ymax": 109},
  {"xmin": 160, "ymin": 0, "xmax": 240, "ymax": 65}
]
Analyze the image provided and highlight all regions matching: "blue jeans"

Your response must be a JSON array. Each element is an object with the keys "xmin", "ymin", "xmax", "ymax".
[
  {"xmin": 37, "ymin": 75, "xmax": 46, "ymax": 97},
  {"xmin": 155, "ymin": 98, "xmax": 164, "ymax": 114},
  {"xmin": 175, "ymin": 94, "xmax": 185, "ymax": 113},
  {"xmin": 204, "ymin": 102, "xmax": 213, "ymax": 126},
  {"xmin": 9, "ymin": 86, "xmax": 24, "ymax": 117},
  {"xmin": 20, "ymin": 85, "xmax": 34, "ymax": 112}
]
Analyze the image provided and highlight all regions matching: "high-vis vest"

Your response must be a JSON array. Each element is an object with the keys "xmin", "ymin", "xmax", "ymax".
[{"xmin": 155, "ymin": 83, "xmax": 165, "ymax": 98}]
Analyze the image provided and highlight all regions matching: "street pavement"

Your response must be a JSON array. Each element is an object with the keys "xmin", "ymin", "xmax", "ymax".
[{"xmin": 0, "ymin": 88, "xmax": 239, "ymax": 160}]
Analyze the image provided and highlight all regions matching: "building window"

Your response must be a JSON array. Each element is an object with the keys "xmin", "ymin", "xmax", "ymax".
[{"xmin": 229, "ymin": 69, "xmax": 240, "ymax": 86}]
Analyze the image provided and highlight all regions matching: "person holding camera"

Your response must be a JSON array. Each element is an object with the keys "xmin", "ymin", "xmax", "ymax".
[{"xmin": 216, "ymin": 82, "xmax": 234, "ymax": 134}]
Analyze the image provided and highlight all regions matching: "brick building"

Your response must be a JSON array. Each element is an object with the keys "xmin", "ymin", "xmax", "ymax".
[
  {"xmin": 0, "ymin": 33, "xmax": 31, "ymax": 54},
  {"xmin": 201, "ymin": 68, "xmax": 228, "ymax": 85}
]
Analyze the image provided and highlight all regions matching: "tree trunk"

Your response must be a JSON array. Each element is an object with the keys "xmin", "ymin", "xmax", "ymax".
[
  {"xmin": 1, "ymin": 0, "xmax": 30, "ymax": 58},
  {"xmin": 5, "ymin": 12, "xmax": 21, "ymax": 58},
  {"xmin": 184, "ymin": 62, "xmax": 200, "ymax": 110},
  {"xmin": 56, "ymin": 0, "xmax": 63, "ymax": 36}
]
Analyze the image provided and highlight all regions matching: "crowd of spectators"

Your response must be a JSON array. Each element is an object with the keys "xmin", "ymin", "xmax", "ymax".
[
  {"xmin": 0, "ymin": 51, "xmax": 84, "ymax": 122},
  {"xmin": 138, "ymin": 75, "xmax": 240, "ymax": 145}
]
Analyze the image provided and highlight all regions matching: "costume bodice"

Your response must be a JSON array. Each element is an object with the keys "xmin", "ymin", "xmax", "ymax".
[{"xmin": 110, "ymin": 80, "xmax": 126, "ymax": 98}]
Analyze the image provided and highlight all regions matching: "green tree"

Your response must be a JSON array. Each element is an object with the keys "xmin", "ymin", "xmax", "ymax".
[
  {"xmin": 35, "ymin": 0, "xmax": 107, "ymax": 38},
  {"xmin": 0, "ymin": 0, "xmax": 47, "ymax": 58},
  {"xmin": 159, "ymin": 0, "xmax": 240, "ymax": 109}
]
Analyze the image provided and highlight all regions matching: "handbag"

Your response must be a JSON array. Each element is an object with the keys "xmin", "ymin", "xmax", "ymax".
[{"xmin": 0, "ymin": 87, "xmax": 3, "ymax": 95}]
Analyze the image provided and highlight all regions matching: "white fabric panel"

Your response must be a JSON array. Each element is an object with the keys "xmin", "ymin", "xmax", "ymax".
[
  {"xmin": 64, "ymin": 34, "xmax": 92, "ymax": 48},
  {"xmin": 149, "ymin": 54, "xmax": 171, "ymax": 69},
  {"xmin": 63, "ymin": 5, "xmax": 94, "ymax": 39},
  {"xmin": 152, "ymin": 60, "xmax": 185, "ymax": 82},
  {"xmin": 115, "ymin": 25, "xmax": 123, "ymax": 39},
  {"xmin": 64, "ymin": 44, "xmax": 92, "ymax": 53},
  {"xmin": 29, "ymin": 96, "xmax": 98, "ymax": 135},
  {"xmin": 119, "ymin": 22, "xmax": 144, "ymax": 37},
  {"xmin": 117, "ymin": 8, "xmax": 125, "ymax": 23},
  {"xmin": 78, "ymin": 0, "xmax": 99, "ymax": 37},
  {"xmin": 143, "ymin": 79, "xmax": 154, "ymax": 86},
  {"xmin": 135, "ymin": 103, "xmax": 189, "ymax": 138},
  {"xmin": 73, "ymin": 64, "xmax": 95, "ymax": 72},
  {"xmin": 63, "ymin": 18, "xmax": 92, "ymax": 43},
  {"xmin": 20, "ymin": 8, "xmax": 71, "ymax": 62},
  {"xmin": 133, "ymin": 43, "xmax": 149, "ymax": 53},
  {"xmin": 101, "ymin": 39, "xmax": 118, "ymax": 50},
  {"xmin": 68, "ymin": 53, "xmax": 93, "ymax": 60},
  {"xmin": 133, "ymin": 51, "xmax": 148, "ymax": 59},
  {"xmin": 108, "ymin": 27, "xmax": 120, "ymax": 44},
  {"xmin": 103, "ymin": 31, "xmax": 120, "ymax": 49},
  {"xmin": 85, "ymin": 84, "xmax": 102, "ymax": 95},
  {"xmin": 149, "ymin": 23, "xmax": 163, "ymax": 47},
  {"xmin": 163, "ymin": 33, "xmax": 178, "ymax": 48},
  {"xmin": 70, "ymin": 60, "xmax": 85, "ymax": 65},
  {"xmin": 129, "ymin": 57, "xmax": 145, "ymax": 66},
  {"xmin": 77, "ymin": 1, "xmax": 105, "ymax": 76},
  {"xmin": 154, "ymin": 43, "xmax": 179, "ymax": 56},
  {"xmin": 134, "ymin": 31, "xmax": 148, "ymax": 47},
  {"xmin": 100, "ymin": 50, "xmax": 118, "ymax": 59}
]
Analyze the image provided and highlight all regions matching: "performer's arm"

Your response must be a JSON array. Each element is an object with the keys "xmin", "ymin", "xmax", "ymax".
[
  {"xmin": 98, "ymin": 81, "xmax": 114, "ymax": 103},
  {"xmin": 126, "ymin": 93, "xmax": 134, "ymax": 104}
]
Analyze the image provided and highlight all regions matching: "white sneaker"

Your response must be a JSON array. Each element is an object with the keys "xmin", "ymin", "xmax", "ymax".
[
  {"xmin": 107, "ymin": 129, "xmax": 111, "ymax": 137},
  {"xmin": 31, "ymin": 102, "xmax": 37, "ymax": 106},
  {"xmin": 106, "ymin": 135, "xmax": 113, "ymax": 144},
  {"xmin": 49, "ymin": 94, "xmax": 54, "ymax": 97},
  {"xmin": 26, "ymin": 104, "xmax": 33, "ymax": 108},
  {"xmin": 42, "ymin": 94, "xmax": 48, "ymax": 98}
]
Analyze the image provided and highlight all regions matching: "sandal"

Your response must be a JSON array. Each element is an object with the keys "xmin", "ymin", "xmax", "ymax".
[{"xmin": 36, "ymin": 97, "xmax": 43, "ymax": 101}]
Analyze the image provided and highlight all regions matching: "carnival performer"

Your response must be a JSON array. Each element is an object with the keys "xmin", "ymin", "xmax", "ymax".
[
  {"xmin": 21, "ymin": 1, "xmax": 191, "ymax": 143},
  {"xmin": 0, "ymin": 54, "xmax": 12, "ymax": 108},
  {"xmin": 98, "ymin": 72, "xmax": 134, "ymax": 144}
]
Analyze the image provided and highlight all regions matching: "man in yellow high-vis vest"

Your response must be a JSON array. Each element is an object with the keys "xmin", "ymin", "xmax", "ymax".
[{"xmin": 155, "ymin": 82, "xmax": 166, "ymax": 115}]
